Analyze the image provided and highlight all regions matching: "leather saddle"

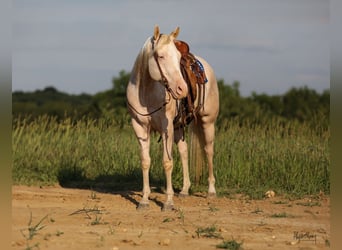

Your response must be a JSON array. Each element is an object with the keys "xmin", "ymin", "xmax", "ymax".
[{"xmin": 174, "ymin": 40, "xmax": 207, "ymax": 126}]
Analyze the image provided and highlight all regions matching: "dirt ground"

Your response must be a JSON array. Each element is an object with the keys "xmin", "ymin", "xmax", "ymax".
[{"xmin": 12, "ymin": 185, "xmax": 330, "ymax": 250}]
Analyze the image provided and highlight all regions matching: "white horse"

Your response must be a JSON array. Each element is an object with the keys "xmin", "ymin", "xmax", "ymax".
[{"xmin": 126, "ymin": 26, "xmax": 219, "ymax": 210}]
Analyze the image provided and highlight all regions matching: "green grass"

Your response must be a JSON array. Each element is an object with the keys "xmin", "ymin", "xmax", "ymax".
[
  {"xmin": 214, "ymin": 117, "xmax": 330, "ymax": 197},
  {"xmin": 12, "ymin": 115, "xmax": 330, "ymax": 198}
]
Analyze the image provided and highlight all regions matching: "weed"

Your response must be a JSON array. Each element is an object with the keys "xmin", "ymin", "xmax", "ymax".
[
  {"xmin": 251, "ymin": 207, "xmax": 263, "ymax": 214},
  {"xmin": 270, "ymin": 212, "xmax": 294, "ymax": 218},
  {"xmin": 107, "ymin": 225, "xmax": 115, "ymax": 235},
  {"xmin": 20, "ymin": 212, "xmax": 48, "ymax": 241},
  {"xmin": 209, "ymin": 206, "xmax": 219, "ymax": 212},
  {"xmin": 20, "ymin": 211, "xmax": 53, "ymax": 250},
  {"xmin": 90, "ymin": 215, "xmax": 106, "ymax": 225},
  {"xmin": 24, "ymin": 242, "xmax": 40, "ymax": 250},
  {"xmin": 90, "ymin": 215, "xmax": 102, "ymax": 226},
  {"xmin": 257, "ymin": 220, "xmax": 266, "ymax": 226},
  {"xmin": 162, "ymin": 217, "xmax": 174, "ymax": 223},
  {"xmin": 96, "ymin": 235, "xmax": 105, "ymax": 247},
  {"xmin": 272, "ymin": 200, "xmax": 288, "ymax": 205},
  {"xmin": 69, "ymin": 204, "xmax": 103, "ymax": 219},
  {"xmin": 69, "ymin": 203, "xmax": 108, "ymax": 226},
  {"xmin": 196, "ymin": 225, "xmax": 223, "ymax": 239},
  {"xmin": 43, "ymin": 233, "xmax": 52, "ymax": 241},
  {"xmin": 216, "ymin": 239, "xmax": 243, "ymax": 249},
  {"xmin": 176, "ymin": 208, "xmax": 185, "ymax": 224},
  {"xmin": 90, "ymin": 191, "xmax": 98, "ymax": 200},
  {"xmin": 296, "ymin": 201, "xmax": 321, "ymax": 207},
  {"xmin": 325, "ymin": 238, "xmax": 330, "ymax": 247},
  {"xmin": 55, "ymin": 230, "xmax": 64, "ymax": 236}
]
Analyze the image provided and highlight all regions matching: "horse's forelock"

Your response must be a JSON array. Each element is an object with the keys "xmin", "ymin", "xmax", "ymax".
[
  {"xmin": 150, "ymin": 34, "xmax": 172, "ymax": 53},
  {"xmin": 156, "ymin": 34, "xmax": 171, "ymax": 46},
  {"xmin": 139, "ymin": 35, "xmax": 170, "ymax": 66}
]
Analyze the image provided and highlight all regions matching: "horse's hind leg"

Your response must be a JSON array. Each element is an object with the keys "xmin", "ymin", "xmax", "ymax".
[
  {"xmin": 202, "ymin": 122, "xmax": 216, "ymax": 197},
  {"xmin": 175, "ymin": 128, "xmax": 191, "ymax": 196}
]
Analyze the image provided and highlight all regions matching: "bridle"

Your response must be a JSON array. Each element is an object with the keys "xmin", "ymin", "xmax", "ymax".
[
  {"xmin": 127, "ymin": 35, "xmax": 177, "ymax": 117},
  {"xmin": 153, "ymin": 52, "xmax": 168, "ymax": 85},
  {"xmin": 151, "ymin": 35, "xmax": 179, "ymax": 100}
]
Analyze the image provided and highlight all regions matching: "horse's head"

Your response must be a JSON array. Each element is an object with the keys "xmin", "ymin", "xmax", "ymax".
[{"xmin": 148, "ymin": 26, "xmax": 188, "ymax": 99}]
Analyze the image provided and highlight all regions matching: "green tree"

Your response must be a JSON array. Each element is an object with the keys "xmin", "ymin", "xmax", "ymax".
[
  {"xmin": 282, "ymin": 86, "xmax": 320, "ymax": 121},
  {"xmin": 251, "ymin": 92, "xmax": 283, "ymax": 117},
  {"xmin": 11, "ymin": 71, "xmax": 330, "ymax": 129}
]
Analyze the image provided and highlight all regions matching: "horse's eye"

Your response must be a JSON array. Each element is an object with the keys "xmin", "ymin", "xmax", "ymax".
[{"xmin": 154, "ymin": 51, "xmax": 164, "ymax": 60}]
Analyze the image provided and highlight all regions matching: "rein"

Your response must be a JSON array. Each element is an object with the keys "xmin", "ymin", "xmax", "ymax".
[{"xmin": 127, "ymin": 91, "xmax": 171, "ymax": 117}]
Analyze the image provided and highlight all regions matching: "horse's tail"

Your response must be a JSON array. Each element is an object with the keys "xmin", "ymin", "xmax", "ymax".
[{"xmin": 189, "ymin": 122, "xmax": 206, "ymax": 186}]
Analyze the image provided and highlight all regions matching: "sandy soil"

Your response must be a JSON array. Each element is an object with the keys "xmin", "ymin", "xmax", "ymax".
[{"xmin": 12, "ymin": 185, "xmax": 330, "ymax": 250}]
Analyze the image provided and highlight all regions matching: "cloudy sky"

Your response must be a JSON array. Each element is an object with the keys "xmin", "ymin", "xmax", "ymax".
[{"xmin": 12, "ymin": 0, "xmax": 329, "ymax": 96}]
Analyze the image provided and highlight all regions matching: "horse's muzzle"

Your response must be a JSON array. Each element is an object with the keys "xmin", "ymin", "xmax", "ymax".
[
  {"xmin": 176, "ymin": 84, "xmax": 187, "ymax": 98},
  {"xmin": 174, "ymin": 81, "xmax": 188, "ymax": 99}
]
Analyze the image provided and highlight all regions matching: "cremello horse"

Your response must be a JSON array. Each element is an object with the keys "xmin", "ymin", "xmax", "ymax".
[{"xmin": 126, "ymin": 26, "xmax": 219, "ymax": 210}]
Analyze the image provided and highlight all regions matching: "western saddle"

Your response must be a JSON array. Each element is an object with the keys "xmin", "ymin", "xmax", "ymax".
[{"xmin": 174, "ymin": 40, "xmax": 207, "ymax": 128}]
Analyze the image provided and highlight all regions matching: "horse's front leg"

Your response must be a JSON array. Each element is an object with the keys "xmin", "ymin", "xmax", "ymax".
[
  {"xmin": 162, "ymin": 128, "xmax": 175, "ymax": 211},
  {"xmin": 132, "ymin": 119, "xmax": 151, "ymax": 210},
  {"xmin": 140, "ymin": 142, "xmax": 151, "ymax": 209}
]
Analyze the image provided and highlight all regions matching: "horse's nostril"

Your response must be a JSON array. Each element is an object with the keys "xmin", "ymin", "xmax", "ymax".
[
  {"xmin": 177, "ymin": 85, "xmax": 187, "ymax": 96},
  {"xmin": 176, "ymin": 84, "xmax": 188, "ymax": 98}
]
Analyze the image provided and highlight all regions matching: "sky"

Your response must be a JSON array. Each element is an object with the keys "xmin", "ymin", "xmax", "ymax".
[{"xmin": 12, "ymin": 0, "xmax": 329, "ymax": 96}]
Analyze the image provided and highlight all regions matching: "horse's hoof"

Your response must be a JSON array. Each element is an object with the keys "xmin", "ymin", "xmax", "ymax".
[
  {"xmin": 207, "ymin": 192, "xmax": 217, "ymax": 198},
  {"xmin": 162, "ymin": 203, "xmax": 174, "ymax": 211},
  {"xmin": 137, "ymin": 203, "xmax": 149, "ymax": 211}
]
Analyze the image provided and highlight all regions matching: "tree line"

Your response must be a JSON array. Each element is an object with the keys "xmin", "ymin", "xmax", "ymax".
[{"xmin": 12, "ymin": 70, "xmax": 330, "ymax": 129}]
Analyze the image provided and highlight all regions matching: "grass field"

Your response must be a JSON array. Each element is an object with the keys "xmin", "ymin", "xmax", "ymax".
[{"xmin": 12, "ymin": 115, "xmax": 330, "ymax": 198}]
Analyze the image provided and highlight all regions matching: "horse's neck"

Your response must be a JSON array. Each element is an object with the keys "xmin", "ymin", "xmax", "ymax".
[
  {"xmin": 129, "ymin": 42, "xmax": 169, "ymax": 108},
  {"xmin": 130, "ymin": 64, "xmax": 166, "ymax": 107},
  {"xmin": 133, "ymin": 61, "xmax": 151, "ymax": 91}
]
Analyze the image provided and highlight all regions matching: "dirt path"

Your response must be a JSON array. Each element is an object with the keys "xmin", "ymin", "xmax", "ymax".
[{"xmin": 12, "ymin": 185, "xmax": 330, "ymax": 250}]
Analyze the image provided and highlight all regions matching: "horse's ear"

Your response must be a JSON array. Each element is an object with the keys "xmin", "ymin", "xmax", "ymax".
[
  {"xmin": 170, "ymin": 27, "xmax": 180, "ymax": 39},
  {"xmin": 153, "ymin": 25, "xmax": 160, "ymax": 40}
]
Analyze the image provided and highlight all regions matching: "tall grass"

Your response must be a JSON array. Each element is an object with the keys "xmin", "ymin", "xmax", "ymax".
[
  {"xmin": 12, "ymin": 115, "xmax": 329, "ymax": 197},
  {"xmin": 214, "ymin": 118, "xmax": 330, "ymax": 197}
]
